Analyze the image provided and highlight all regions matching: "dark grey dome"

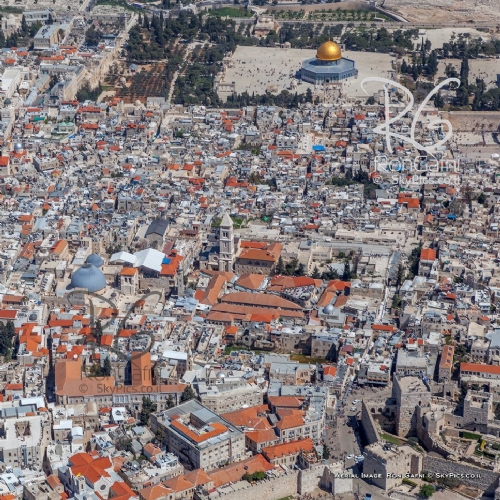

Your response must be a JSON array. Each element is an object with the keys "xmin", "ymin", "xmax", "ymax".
[
  {"xmin": 85, "ymin": 253, "xmax": 104, "ymax": 267},
  {"xmin": 14, "ymin": 142, "xmax": 23, "ymax": 152},
  {"xmin": 29, "ymin": 313, "xmax": 37, "ymax": 321},
  {"xmin": 70, "ymin": 264, "xmax": 106, "ymax": 292}
]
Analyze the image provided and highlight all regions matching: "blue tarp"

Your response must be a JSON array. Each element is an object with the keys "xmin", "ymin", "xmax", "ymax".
[
  {"xmin": 312, "ymin": 145, "xmax": 325, "ymax": 151},
  {"xmin": 162, "ymin": 257, "xmax": 171, "ymax": 264}
]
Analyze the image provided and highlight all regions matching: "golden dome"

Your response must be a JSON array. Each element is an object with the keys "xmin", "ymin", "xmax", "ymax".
[{"xmin": 316, "ymin": 41, "xmax": 342, "ymax": 61}]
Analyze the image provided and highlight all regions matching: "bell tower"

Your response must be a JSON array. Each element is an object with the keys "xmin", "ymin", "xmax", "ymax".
[{"xmin": 218, "ymin": 213, "xmax": 234, "ymax": 272}]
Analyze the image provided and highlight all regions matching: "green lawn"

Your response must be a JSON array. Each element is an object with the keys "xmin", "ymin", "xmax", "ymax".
[
  {"xmin": 211, "ymin": 216, "xmax": 246, "ymax": 229},
  {"xmin": 224, "ymin": 345, "xmax": 267, "ymax": 355},
  {"xmin": 96, "ymin": 0, "xmax": 141, "ymax": 11},
  {"xmin": 380, "ymin": 432, "xmax": 406, "ymax": 445},
  {"xmin": 208, "ymin": 7, "xmax": 253, "ymax": 18},
  {"xmin": 0, "ymin": 6, "xmax": 22, "ymax": 13},
  {"xmin": 290, "ymin": 354, "xmax": 327, "ymax": 364}
]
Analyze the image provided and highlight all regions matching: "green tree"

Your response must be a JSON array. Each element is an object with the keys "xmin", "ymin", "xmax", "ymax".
[
  {"xmin": 296, "ymin": 263, "xmax": 305, "ymax": 276},
  {"xmin": 89, "ymin": 364, "xmax": 103, "ymax": 377},
  {"xmin": 457, "ymin": 55, "xmax": 469, "ymax": 106},
  {"xmin": 392, "ymin": 294, "xmax": 402, "ymax": 309},
  {"xmin": 312, "ymin": 266, "xmax": 320, "ymax": 279},
  {"xmin": 322, "ymin": 445, "xmax": 330, "ymax": 459},
  {"xmin": 102, "ymin": 357, "xmax": 112, "ymax": 377},
  {"xmin": 342, "ymin": 260, "xmax": 352, "ymax": 281},
  {"xmin": 276, "ymin": 256, "xmax": 285, "ymax": 275},
  {"xmin": 395, "ymin": 263, "xmax": 405, "ymax": 288},
  {"xmin": 477, "ymin": 192, "xmax": 486, "ymax": 204},
  {"xmin": 93, "ymin": 319, "xmax": 103, "ymax": 345},
  {"xmin": 21, "ymin": 15, "xmax": 28, "ymax": 35},
  {"xmin": 139, "ymin": 396, "xmax": 157, "ymax": 426},
  {"xmin": 180, "ymin": 385, "xmax": 197, "ymax": 402},
  {"xmin": 0, "ymin": 321, "xmax": 15, "ymax": 358},
  {"xmin": 427, "ymin": 50, "xmax": 439, "ymax": 77},
  {"xmin": 166, "ymin": 395, "xmax": 175, "ymax": 408},
  {"xmin": 434, "ymin": 91, "xmax": 444, "ymax": 108},
  {"xmin": 85, "ymin": 25, "xmax": 102, "ymax": 46},
  {"xmin": 155, "ymin": 426, "xmax": 167, "ymax": 443},
  {"xmin": 419, "ymin": 484, "xmax": 435, "ymax": 499}
]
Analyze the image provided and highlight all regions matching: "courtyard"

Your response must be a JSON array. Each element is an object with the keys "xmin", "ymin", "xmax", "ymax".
[{"xmin": 220, "ymin": 45, "xmax": 395, "ymax": 100}]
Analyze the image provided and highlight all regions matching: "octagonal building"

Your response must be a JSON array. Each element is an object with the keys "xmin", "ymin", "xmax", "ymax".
[{"xmin": 300, "ymin": 41, "xmax": 358, "ymax": 84}]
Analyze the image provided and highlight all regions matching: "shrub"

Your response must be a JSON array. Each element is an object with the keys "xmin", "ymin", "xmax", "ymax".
[{"xmin": 460, "ymin": 431, "xmax": 482, "ymax": 441}]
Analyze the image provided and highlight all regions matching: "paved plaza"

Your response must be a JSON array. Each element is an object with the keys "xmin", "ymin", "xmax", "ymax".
[{"xmin": 221, "ymin": 45, "xmax": 394, "ymax": 99}]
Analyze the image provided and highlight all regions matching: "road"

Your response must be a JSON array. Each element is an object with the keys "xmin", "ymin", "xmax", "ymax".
[{"xmin": 324, "ymin": 382, "xmax": 394, "ymax": 498}]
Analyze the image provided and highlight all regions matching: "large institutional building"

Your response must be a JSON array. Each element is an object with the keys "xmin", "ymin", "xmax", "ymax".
[{"xmin": 300, "ymin": 40, "xmax": 358, "ymax": 84}]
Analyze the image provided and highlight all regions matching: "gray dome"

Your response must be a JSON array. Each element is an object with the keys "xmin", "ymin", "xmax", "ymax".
[
  {"xmin": 69, "ymin": 264, "xmax": 106, "ymax": 292},
  {"xmin": 29, "ymin": 313, "xmax": 37, "ymax": 321},
  {"xmin": 13, "ymin": 143, "xmax": 23, "ymax": 153},
  {"xmin": 216, "ymin": 371, "xmax": 226, "ymax": 379},
  {"xmin": 323, "ymin": 304, "xmax": 334, "ymax": 314},
  {"xmin": 85, "ymin": 253, "xmax": 104, "ymax": 267}
]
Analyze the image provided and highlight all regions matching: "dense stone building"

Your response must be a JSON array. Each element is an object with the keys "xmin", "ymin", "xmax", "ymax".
[
  {"xmin": 150, "ymin": 400, "xmax": 246, "ymax": 471},
  {"xmin": 234, "ymin": 242, "xmax": 282, "ymax": 275},
  {"xmin": 145, "ymin": 219, "xmax": 169, "ymax": 247},
  {"xmin": 438, "ymin": 344, "xmax": 454, "ymax": 382}
]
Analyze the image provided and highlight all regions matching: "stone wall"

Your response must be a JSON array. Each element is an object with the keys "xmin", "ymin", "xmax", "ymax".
[
  {"xmin": 298, "ymin": 465, "xmax": 324, "ymax": 494},
  {"xmin": 267, "ymin": 1, "xmax": 372, "ymax": 13},
  {"xmin": 360, "ymin": 401, "xmax": 380, "ymax": 446},
  {"xmin": 422, "ymin": 456, "xmax": 500, "ymax": 496},
  {"xmin": 205, "ymin": 466, "xmax": 329, "ymax": 500},
  {"xmin": 209, "ymin": 472, "xmax": 299, "ymax": 500}
]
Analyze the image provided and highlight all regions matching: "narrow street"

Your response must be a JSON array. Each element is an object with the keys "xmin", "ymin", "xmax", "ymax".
[{"xmin": 323, "ymin": 382, "xmax": 394, "ymax": 500}]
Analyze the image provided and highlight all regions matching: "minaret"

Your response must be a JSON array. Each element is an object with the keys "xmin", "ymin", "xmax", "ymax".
[
  {"xmin": 218, "ymin": 213, "xmax": 234, "ymax": 272},
  {"xmin": 176, "ymin": 263, "xmax": 184, "ymax": 297}
]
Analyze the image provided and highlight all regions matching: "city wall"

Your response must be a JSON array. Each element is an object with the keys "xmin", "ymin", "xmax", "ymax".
[
  {"xmin": 208, "ymin": 466, "xmax": 325, "ymax": 500},
  {"xmin": 422, "ymin": 456, "xmax": 500, "ymax": 496},
  {"xmin": 360, "ymin": 401, "xmax": 381, "ymax": 446},
  {"xmin": 210, "ymin": 472, "xmax": 297, "ymax": 500}
]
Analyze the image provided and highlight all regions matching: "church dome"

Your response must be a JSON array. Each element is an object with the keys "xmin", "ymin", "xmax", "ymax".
[
  {"xmin": 323, "ymin": 304, "xmax": 335, "ymax": 314},
  {"xmin": 316, "ymin": 41, "xmax": 342, "ymax": 61},
  {"xmin": 85, "ymin": 253, "xmax": 104, "ymax": 268},
  {"xmin": 69, "ymin": 264, "xmax": 106, "ymax": 292}
]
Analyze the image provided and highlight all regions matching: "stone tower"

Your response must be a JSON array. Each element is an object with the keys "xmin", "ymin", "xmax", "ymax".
[
  {"xmin": 218, "ymin": 213, "xmax": 234, "ymax": 272},
  {"xmin": 186, "ymin": 345, "xmax": 193, "ymax": 372},
  {"xmin": 393, "ymin": 375, "xmax": 431, "ymax": 437},
  {"xmin": 176, "ymin": 263, "xmax": 184, "ymax": 297}
]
